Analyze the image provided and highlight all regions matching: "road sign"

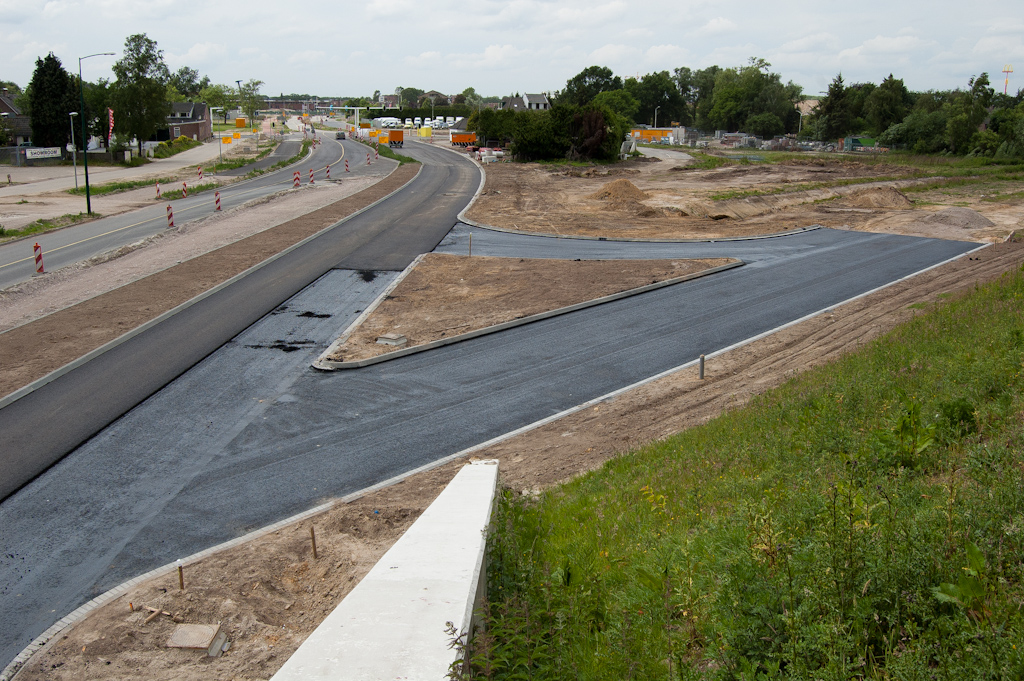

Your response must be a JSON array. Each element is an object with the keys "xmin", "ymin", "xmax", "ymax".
[{"xmin": 25, "ymin": 147, "xmax": 61, "ymax": 159}]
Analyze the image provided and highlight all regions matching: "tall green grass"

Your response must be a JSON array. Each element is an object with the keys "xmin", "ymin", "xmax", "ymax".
[{"xmin": 470, "ymin": 266, "xmax": 1024, "ymax": 680}]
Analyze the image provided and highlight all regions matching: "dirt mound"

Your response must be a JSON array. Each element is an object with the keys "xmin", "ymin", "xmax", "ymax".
[
  {"xmin": 589, "ymin": 179, "xmax": 649, "ymax": 201},
  {"xmin": 843, "ymin": 187, "xmax": 914, "ymax": 209},
  {"xmin": 923, "ymin": 207, "xmax": 996, "ymax": 229}
]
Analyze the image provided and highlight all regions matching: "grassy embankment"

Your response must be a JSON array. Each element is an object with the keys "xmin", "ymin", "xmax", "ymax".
[
  {"xmin": 470, "ymin": 264, "xmax": 1024, "ymax": 680},
  {"xmin": 354, "ymin": 137, "xmax": 419, "ymax": 165},
  {"xmin": 692, "ymin": 152, "xmax": 1024, "ymax": 202}
]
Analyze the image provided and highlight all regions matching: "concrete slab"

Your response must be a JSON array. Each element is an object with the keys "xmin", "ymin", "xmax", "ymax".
[{"xmin": 270, "ymin": 460, "xmax": 498, "ymax": 681}]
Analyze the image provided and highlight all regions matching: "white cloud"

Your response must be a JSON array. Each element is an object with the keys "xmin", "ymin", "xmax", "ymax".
[
  {"xmin": 645, "ymin": 44, "xmax": 689, "ymax": 65},
  {"xmin": 837, "ymin": 34, "xmax": 933, "ymax": 61},
  {"xmin": 286, "ymin": 50, "xmax": 326, "ymax": 65},
  {"xmin": 588, "ymin": 43, "xmax": 637, "ymax": 64},
  {"xmin": 690, "ymin": 17, "xmax": 736, "ymax": 37},
  {"xmin": 166, "ymin": 42, "xmax": 227, "ymax": 68}
]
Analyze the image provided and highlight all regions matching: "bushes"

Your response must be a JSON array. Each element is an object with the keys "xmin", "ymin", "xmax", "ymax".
[
  {"xmin": 152, "ymin": 134, "xmax": 201, "ymax": 159},
  {"xmin": 469, "ymin": 104, "xmax": 630, "ymax": 163}
]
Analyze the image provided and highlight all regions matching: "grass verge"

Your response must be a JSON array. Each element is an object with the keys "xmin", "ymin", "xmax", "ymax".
[
  {"xmin": 356, "ymin": 139, "xmax": 419, "ymax": 165},
  {"xmin": 0, "ymin": 212, "xmax": 96, "ymax": 241},
  {"xmin": 470, "ymin": 265, "xmax": 1024, "ymax": 680}
]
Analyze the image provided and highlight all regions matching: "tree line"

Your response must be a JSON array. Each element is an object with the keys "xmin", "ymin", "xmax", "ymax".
[
  {"xmin": 5, "ymin": 34, "xmax": 263, "ymax": 154},
  {"xmin": 467, "ymin": 61, "xmax": 1024, "ymax": 162}
]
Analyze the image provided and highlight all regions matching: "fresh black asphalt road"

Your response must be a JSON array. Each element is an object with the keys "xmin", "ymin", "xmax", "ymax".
[
  {"xmin": 0, "ymin": 134, "xmax": 359, "ymax": 290},
  {"xmin": 0, "ymin": 141, "xmax": 978, "ymax": 668}
]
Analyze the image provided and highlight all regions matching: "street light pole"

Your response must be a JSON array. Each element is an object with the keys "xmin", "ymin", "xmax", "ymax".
[
  {"xmin": 69, "ymin": 112, "xmax": 78, "ymax": 190},
  {"xmin": 654, "ymin": 105, "xmax": 660, "ymax": 129},
  {"xmin": 79, "ymin": 51, "xmax": 115, "ymax": 215}
]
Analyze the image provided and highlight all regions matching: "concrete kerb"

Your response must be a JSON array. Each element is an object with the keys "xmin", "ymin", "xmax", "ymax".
[
  {"xmin": 0, "ymin": 161, "xmax": 420, "ymax": 411},
  {"xmin": 1, "ymin": 458, "xmax": 497, "ymax": 681},
  {"xmin": 313, "ymin": 260, "xmax": 745, "ymax": 371},
  {"xmin": 313, "ymin": 254, "xmax": 426, "ymax": 369},
  {"xmin": 269, "ymin": 460, "xmax": 500, "ymax": 681}
]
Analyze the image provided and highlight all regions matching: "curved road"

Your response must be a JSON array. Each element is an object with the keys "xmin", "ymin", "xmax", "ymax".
[
  {"xmin": 0, "ymin": 141, "xmax": 978, "ymax": 669},
  {"xmin": 0, "ymin": 133, "xmax": 358, "ymax": 290}
]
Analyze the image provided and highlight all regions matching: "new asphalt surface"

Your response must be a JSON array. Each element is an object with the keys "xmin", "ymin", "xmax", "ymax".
[{"xmin": 0, "ymin": 142, "xmax": 978, "ymax": 668}]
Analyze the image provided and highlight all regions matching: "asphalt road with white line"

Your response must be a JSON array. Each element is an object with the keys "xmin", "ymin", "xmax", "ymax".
[
  {"xmin": 0, "ymin": 141, "xmax": 978, "ymax": 669},
  {"xmin": 0, "ymin": 134, "xmax": 360, "ymax": 290}
]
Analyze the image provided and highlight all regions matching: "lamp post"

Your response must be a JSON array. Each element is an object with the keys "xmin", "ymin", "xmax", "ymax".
[
  {"xmin": 210, "ymin": 107, "xmax": 223, "ymax": 164},
  {"xmin": 80, "ymin": 51, "xmax": 115, "ymax": 215},
  {"xmin": 69, "ymin": 112, "xmax": 78, "ymax": 190},
  {"xmin": 654, "ymin": 105, "xmax": 660, "ymax": 129}
]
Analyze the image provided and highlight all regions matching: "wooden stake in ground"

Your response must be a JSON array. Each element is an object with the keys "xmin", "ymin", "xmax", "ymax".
[{"xmin": 310, "ymin": 526, "xmax": 318, "ymax": 559}]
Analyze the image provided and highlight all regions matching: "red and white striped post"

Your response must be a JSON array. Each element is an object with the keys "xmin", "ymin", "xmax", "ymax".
[
  {"xmin": 166, "ymin": 205, "xmax": 174, "ymax": 228},
  {"xmin": 198, "ymin": 166, "xmax": 203, "ymax": 180},
  {"xmin": 182, "ymin": 182, "xmax": 187, "ymax": 198},
  {"xmin": 366, "ymin": 153, "xmax": 370, "ymax": 165},
  {"xmin": 155, "ymin": 181, "xmax": 161, "ymax": 199},
  {"xmin": 214, "ymin": 191, "xmax": 221, "ymax": 211},
  {"xmin": 33, "ymin": 242, "xmax": 44, "ymax": 274},
  {"xmin": 309, "ymin": 168, "xmax": 314, "ymax": 184},
  {"xmin": 326, "ymin": 164, "xmax": 331, "ymax": 179},
  {"xmin": 374, "ymin": 147, "xmax": 379, "ymax": 160},
  {"xmin": 293, "ymin": 171, "xmax": 300, "ymax": 188},
  {"xmin": 345, "ymin": 159, "xmax": 349, "ymax": 172}
]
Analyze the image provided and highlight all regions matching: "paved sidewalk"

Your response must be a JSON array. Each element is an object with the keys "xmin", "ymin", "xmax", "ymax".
[{"xmin": 0, "ymin": 137, "xmax": 244, "ymax": 197}]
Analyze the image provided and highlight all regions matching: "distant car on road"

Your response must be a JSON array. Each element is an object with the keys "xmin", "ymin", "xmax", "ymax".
[{"xmin": 335, "ymin": 131, "xmax": 346, "ymax": 139}]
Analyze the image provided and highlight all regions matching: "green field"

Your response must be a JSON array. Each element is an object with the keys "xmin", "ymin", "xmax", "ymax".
[{"xmin": 470, "ymin": 263, "xmax": 1024, "ymax": 680}]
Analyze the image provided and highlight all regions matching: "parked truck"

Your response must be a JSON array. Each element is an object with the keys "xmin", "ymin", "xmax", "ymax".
[{"xmin": 450, "ymin": 131, "xmax": 477, "ymax": 147}]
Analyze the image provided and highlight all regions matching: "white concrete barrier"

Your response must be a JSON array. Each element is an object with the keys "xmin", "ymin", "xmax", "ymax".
[{"xmin": 271, "ymin": 459, "xmax": 499, "ymax": 680}]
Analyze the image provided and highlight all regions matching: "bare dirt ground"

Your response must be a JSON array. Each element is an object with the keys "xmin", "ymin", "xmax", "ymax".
[
  {"xmin": 326, "ymin": 253, "xmax": 734, "ymax": 363},
  {"xmin": 464, "ymin": 157, "xmax": 1022, "ymax": 242},
  {"xmin": 6, "ymin": 152, "xmax": 1024, "ymax": 680}
]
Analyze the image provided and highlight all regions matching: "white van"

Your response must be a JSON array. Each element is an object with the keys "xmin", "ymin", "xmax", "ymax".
[{"xmin": 413, "ymin": 117, "xmax": 422, "ymax": 127}]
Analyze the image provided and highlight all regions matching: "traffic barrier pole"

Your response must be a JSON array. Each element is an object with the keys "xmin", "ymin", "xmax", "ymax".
[
  {"xmin": 181, "ymin": 182, "xmax": 187, "ymax": 199},
  {"xmin": 214, "ymin": 191, "xmax": 221, "ymax": 211},
  {"xmin": 375, "ymin": 148, "xmax": 379, "ymax": 160},
  {"xmin": 198, "ymin": 166, "xmax": 203, "ymax": 180},
  {"xmin": 166, "ymin": 205, "xmax": 174, "ymax": 228},
  {"xmin": 309, "ymin": 168, "xmax": 314, "ymax": 184},
  {"xmin": 345, "ymin": 159, "xmax": 349, "ymax": 172},
  {"xmin": 326, "ymin": 165, "xmax": 331, "ymax": 179},
  {"xmin": 293, "ymin": 171, "xmax": 300, "ymax": 188},
  {"xmin": 33, "ymin": 242, "xmax": 44, "ymax": 274},
  {"xmin": 366, "ymin": 153, "xmax": 370, "ymax": 165},
  {"xmin": 155, "ymin": 181, "xmax": 161, "ymax": 199}
]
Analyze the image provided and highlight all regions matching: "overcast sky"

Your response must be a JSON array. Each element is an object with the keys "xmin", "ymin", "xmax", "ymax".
[{"xmin": 3, "ymin": 0, "xmax": 1022, "ymax": 100}]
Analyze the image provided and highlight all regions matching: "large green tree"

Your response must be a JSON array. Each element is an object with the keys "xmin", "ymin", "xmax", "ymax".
[
  {"xmin": 705, "ymin": 58, "xmax": 799, "ymax": 135},
  {"xmin": 111, "ymin": 33, "xmax": 171, "ymax": 154},
  {"xmin": 591, "ymin": 89, "xmax": 640, "ymax": 122},
  {"xmin": 945, "ymin": 73, "xmax": 994, "ymax": 153},
  {"xmin": 815, "ymin": 73, "xmax": 854, "ymax": 141},
  {"xmin": 864, "ymin": 74, "xmax": 912, "ymax": 136},
  {"xmin": 558, "ymin": 66, "xmax": 622, "ymax": 107},
  {"xmin": 691, "ymin": 66, "xmax": 722, "ymax": 130},
  {"xmin": 238, "ymin": 79, "xmax": 264, "ymax": 123},
  {"xmin": 623, "ymin": 71, "xmax": 685, "ymax": 126},
  {"xmin": 199, "ymin": 83, "xmax": 235, "ymax": 123},
  {"xmin": 169, "ymin": 66, "xmax": 207, "ymax": 100},
  {"xmin": 28, "ymin": 53, "xmax": 76, "ymax": 147}
]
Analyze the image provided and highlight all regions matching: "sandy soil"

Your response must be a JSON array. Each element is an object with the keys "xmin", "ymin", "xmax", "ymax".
[
  {"xmin": 326, "ymin": 253, "xmax": 734, "ymax": 363},
  {"xmin": 464, "ymin": 157, "xmax": 1022, "ymax": 242},
  {"xmin": 6, "ymin": 152, "xmax": 1024, "ymax": 680},
  {"xmin": 14, "ymin": 236, "xmax": 1024, "ymax": 681}
]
